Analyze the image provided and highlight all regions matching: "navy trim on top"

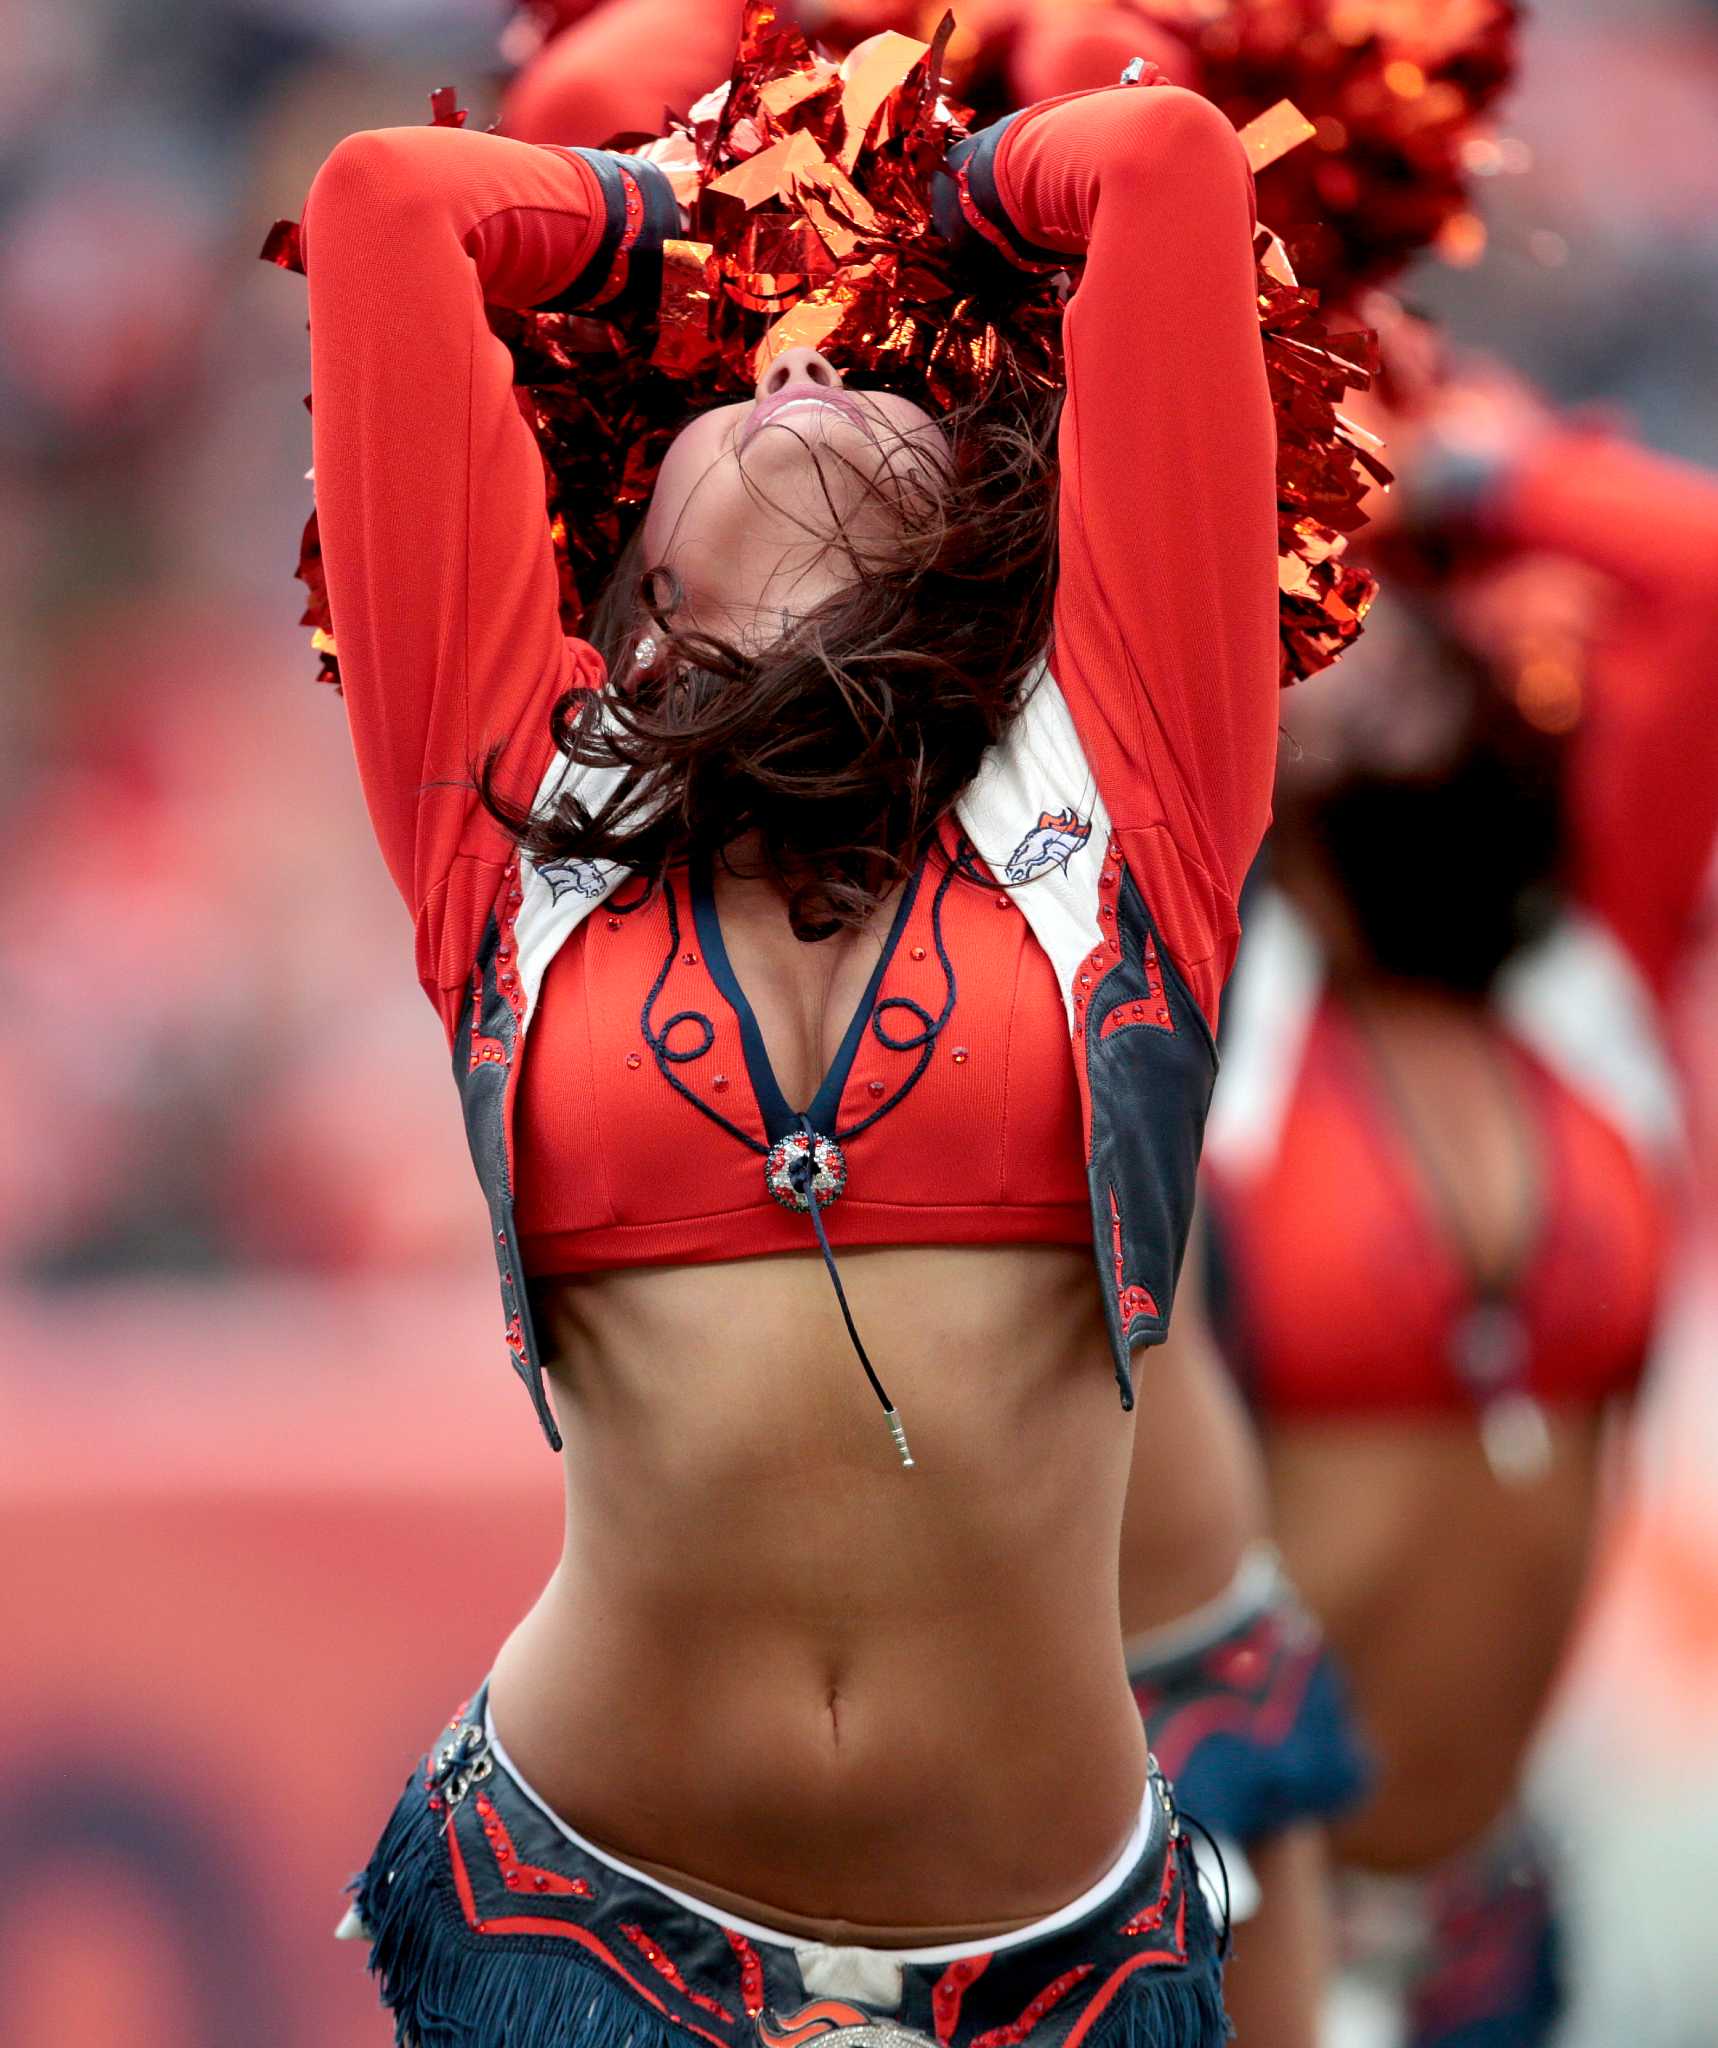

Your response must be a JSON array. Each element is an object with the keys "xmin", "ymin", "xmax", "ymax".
[
  {"xmin": 641, "ymin": 876, "xmax": 765, "ymax": 1154},
  {"xmin": 842, "ymin": 848, "xmax": 962, "ymax": 1143},
  {"xmin": 535, "ymin": 150, "xmax": 679, "ymax": 322},
  {"xmin": 537, "ymin": 149, "xmax": 628, "ymax": 311},
  {"xmin": 691, "ymin": 859, "xmax": 925, "ymax": 1145},
  {"xmin": 934, "ymin": 115, "xmax": 1072, "ymax": 274}
]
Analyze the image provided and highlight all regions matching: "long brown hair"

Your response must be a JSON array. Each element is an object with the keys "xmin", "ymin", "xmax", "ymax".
[{"xmin": 482, "ymin": 387, "xmax": 1062, "ymax": 938}]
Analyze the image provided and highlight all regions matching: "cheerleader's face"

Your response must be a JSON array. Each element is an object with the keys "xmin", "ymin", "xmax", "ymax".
[
  {"xmin": 1275, "ymin": 593, "xmax": 1568, "ymax": 995},
  {"xmin": 639, "ymin": 347, "xmax": 951, "ymax": 650}
]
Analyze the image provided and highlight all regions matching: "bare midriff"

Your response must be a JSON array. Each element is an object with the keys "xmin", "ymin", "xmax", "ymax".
[
  {"xmin": 487, "ymin": 1241, "xmax": 1149, "ymax": 1941},
  {"xmin": 1116, "ymin": 1227, "xmax": 1272, "ymax": 1636},
  {"xmin": 1267, "ymin": 1412, "xmax": 1608, "ymax": 1870}
]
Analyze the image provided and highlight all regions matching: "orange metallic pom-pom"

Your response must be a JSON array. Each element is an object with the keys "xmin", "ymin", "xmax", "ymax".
[{"xmin": 269, "ymin": 3, "xmax": 1382, "ymax": 689}]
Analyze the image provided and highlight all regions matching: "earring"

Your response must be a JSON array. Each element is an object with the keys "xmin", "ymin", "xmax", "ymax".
[{"xmin": 634, "ymin": 634, "xmax": 659, "ymax": 670}]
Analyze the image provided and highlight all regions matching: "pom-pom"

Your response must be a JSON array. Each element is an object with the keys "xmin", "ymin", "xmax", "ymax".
[
  {"xmin": 260, "ymin": 218, "xmax": 304, "ymax": 274},
  {"xmin": 1240, "ymin": 101, "xmax": 1387, "ymax": 679},
  {"xmin": 1143, "ymin": 0, "xmax": 1522, "ymax": 299},
  {"xmin": 1258, "ymin": 231, "xmax": 1386, "ymax": 679},
  {"xmin": 490, "ymin": 4, "xmax": 1070, "ymax": 639},
  {"xmin": 269, "ymin": 7, "xmax": 1382, "ymax": 689}
]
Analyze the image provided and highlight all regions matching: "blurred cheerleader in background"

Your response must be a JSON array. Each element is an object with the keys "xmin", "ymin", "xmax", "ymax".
[{"xmin": 1202, "ymin": 320, "xmax": 1718, "ymax": 2045}]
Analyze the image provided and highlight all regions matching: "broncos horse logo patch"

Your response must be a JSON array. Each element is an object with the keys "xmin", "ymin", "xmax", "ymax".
[
  {"xmin": 757, "ymin": 2000, "xmax": 934, "ymax": 2048},
  {"xmin": 535, "ymin": 856, "xmax": 609, "ymax": 902},
  {"xmin": 1005, "ymin": 808, "xmax": 1091, "ymax": 884}
]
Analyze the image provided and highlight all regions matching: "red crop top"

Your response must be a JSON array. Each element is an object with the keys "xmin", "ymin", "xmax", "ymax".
[
  {"xmin": 1207, "ymin": 995, "xmax": 1669, "ymax": 1419},
  {"xmin": 515, "ymin": 816, "xmax": 1091, "ymax": 1275}
]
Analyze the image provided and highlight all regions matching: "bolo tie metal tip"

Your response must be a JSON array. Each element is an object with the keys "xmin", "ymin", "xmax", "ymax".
[{"xmin": 886, "ymin": 1408, "xmax": 915, "ymax": 1470}]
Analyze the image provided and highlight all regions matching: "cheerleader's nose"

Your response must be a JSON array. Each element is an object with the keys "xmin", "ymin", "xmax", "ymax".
[{"xmin": 754, "ymin": 348, "xmax": 845, "ymax": 401}]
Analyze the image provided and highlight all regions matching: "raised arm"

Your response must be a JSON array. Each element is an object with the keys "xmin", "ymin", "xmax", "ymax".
[
  {"xmin": 984, "ymin": 85, "xmax": 1280, "ymax": 1026},
  {"xmin": 1494, "ymin": 431, "xmax": 1718, "ymax": 998},
  {"xmin": 302, "ymin": 126, "xmax": 628, "ymax": 1031}
]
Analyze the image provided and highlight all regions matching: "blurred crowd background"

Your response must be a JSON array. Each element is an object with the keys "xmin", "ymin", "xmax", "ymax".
[{"xmin": 2, "ymin": 2, "xmax": 1715, "ymax": 2043}]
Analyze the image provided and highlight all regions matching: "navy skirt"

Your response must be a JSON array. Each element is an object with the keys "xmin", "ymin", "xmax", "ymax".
[
  {"xmin": 345, "ymin": 1687, "xmax": 1230, "ymax": 2048},
  {"xmin": 1128, "ymin": 1551, "xmax": 1371, "ymax": 1848}
]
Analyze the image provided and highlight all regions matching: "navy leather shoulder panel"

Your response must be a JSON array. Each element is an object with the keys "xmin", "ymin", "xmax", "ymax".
[
  {"xmin": 1083, "ymin": 871, "xmax": 1218, "ymax": 1408},
  {"xmin": 453, "ymin": 913, "xmax": 561, "ymax": 1450}
]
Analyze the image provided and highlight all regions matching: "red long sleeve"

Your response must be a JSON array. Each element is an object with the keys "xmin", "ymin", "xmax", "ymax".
[
  {"xmin": 995, "ymin": 87, "xmax": 1280, "ymax": 1027},
  {"xmin": 1497, "ymin": 431, "xmax": 1718, "ymax": 998},
  {"xmin": 302, "ymin": 126, "xmax": 609, "ymax": 1038}
]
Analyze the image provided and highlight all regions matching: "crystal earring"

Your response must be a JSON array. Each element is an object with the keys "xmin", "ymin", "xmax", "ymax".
[{"xmin": 634, "ymin": 634, "xmax": 659, "ymax": 670}]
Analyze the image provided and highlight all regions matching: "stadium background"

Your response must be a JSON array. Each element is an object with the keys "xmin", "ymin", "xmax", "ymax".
[{"xmin": 1, "ymin": 1, "xmax": 1714, "ymax": 2041}]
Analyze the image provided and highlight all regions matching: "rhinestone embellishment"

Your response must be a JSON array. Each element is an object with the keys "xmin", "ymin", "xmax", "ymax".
[
  {"xmin": 428, "ymin": 1720, "xmax": 493, "ymax": 1818},
  {"xmin": 765, "ymin": 1130, "xmax": 848, "ymax": 1212}
]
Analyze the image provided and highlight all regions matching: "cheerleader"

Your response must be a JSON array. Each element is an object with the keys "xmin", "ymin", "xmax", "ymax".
[{"xmin": 281, "ymin": 15, "xmax": 1310, "ymax": 2040}]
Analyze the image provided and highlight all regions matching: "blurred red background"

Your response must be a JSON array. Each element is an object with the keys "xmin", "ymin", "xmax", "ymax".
[
  {"xmin": 2, "ymin": 1, "xmax": 1715, "ymax": 2043},
  {"xmin": 1, "ymin": 1282, "xmax": 561, "ymax": 2043}
]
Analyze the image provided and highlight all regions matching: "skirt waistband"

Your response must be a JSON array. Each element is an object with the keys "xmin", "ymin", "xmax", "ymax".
[
  {"xmin": 484, "ymin": 1693, "xmax": 1169, "ymax": 1957},
  {"xmin": 1121, "ymin": 1544, "xmax": 1284, "ymax": 1677},
  {"xmin": 345, "ymin": 1682, "xmax": 1230, "ymax": 2048}
]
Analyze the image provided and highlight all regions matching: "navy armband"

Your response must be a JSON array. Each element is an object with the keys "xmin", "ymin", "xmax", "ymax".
[
  {"xmin": 536, "ymin": 148, "xmax": 681, "ymax": 325},
  {"xmin": 932, "ymin": 114, "xmax": 1069, "ymax": 283}
]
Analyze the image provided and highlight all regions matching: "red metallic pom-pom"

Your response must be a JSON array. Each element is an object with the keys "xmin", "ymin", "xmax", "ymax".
[
  {"xmin": 1142, "ymin": 0, "xmax": 1522, "ymax": 300},
  {"xmin": 268, "ymin": 7, "xmax": 1384, "ymax": 690}
]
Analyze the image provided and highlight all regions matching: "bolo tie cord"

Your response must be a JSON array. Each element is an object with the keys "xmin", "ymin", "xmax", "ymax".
[{"xmin": 788, "ymin": 1115, "xmax": 915, "ymax": 1470}]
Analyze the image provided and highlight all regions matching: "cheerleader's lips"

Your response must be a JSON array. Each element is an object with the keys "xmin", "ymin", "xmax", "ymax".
[{"xmin": 741, "ymin": 387, "xmax": 873, "ymax": 448}]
